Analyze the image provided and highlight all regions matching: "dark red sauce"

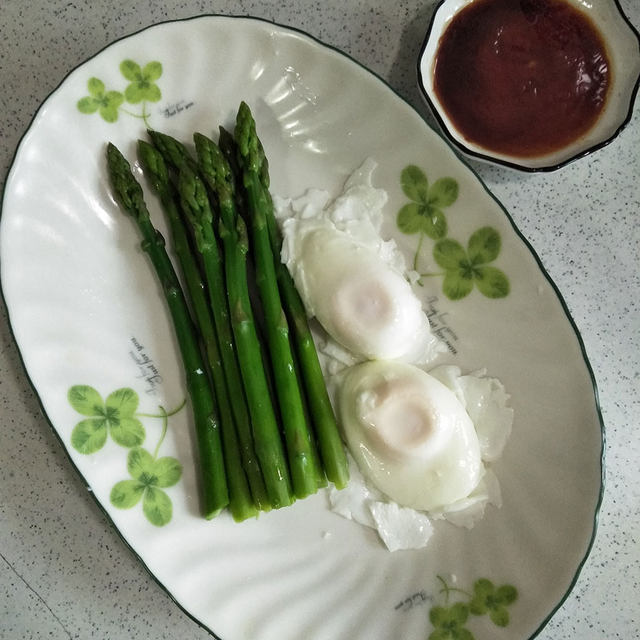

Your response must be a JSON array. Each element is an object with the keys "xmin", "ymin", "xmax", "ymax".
[{"xmin": 433, "ymin": 0, "xmax": 611, "ymax": 157}]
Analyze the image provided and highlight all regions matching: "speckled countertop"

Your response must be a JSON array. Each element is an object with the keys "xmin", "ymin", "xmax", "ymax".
[{"xmin": 1, "ymin": 1, "xmax": 638, "ymax": 639}]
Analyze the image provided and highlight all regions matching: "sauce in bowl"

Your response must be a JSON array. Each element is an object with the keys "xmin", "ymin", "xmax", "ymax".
[{"xmin": 433, "ymin": 0, "xmax": 611, "ymax": 158}]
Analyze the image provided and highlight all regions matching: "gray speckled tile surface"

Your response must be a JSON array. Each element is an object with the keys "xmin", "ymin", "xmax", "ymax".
[{"xmin": 1, "ymin": 1, "xmax": 638, "ymax": 639}]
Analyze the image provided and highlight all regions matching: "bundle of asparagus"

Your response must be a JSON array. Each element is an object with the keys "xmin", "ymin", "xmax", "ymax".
[{"xmin": 106, "ymin": 102, "xmax": 349, "ymax": 522}]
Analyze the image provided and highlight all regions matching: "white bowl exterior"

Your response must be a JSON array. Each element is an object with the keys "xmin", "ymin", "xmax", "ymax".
[
  {"xmin": 1, "ymin": 16, "xmax": 603, "ymax": 640},
  {"xmin": 420, "ymin": 0, "xmax": 640, "ymax": 169}
]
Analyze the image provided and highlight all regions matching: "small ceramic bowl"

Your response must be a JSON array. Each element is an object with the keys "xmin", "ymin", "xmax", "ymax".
[{"xmin": 418, "ymin": 0, "xmax": 640, "ymax": 171}]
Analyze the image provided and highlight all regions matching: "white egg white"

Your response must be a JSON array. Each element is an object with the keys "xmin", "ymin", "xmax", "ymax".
[
  {"xmin": 429, "ymin": 365, "xmax": 514, "ymax": 462},
  {"xmin": 295, "ymin": 227, "xmax": 435, "ymax": 362},
  {"xmin": 329, "ymin": 364, "xmax": 512, "ymax": 551},
  {"xmin": 337, "ymin": 360, "xmax": 483, "ymax": 512},
  {"xmin": 274, "ymin": 159, "xmax": 443, "ymax": 365}
]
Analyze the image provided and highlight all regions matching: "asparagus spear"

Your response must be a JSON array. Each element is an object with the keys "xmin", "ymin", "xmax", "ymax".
[
  {"xmin": 137, "ymin": 140, "xmax": 260, "ymax": 521},
  {"xmin": 234, "ymin": 104, "xmax": 350, "ymax": 490},
  {"xmin": 217, "ymin": 127, "xmax": 246, "ymax": 213},
  {"xmin": 106, "ymin": 142, "xmax": 228, "ymax": 519},
  {"xmin": 178, "ymin": 165, "xmax": 293, "ymax": 509},
  {"xmin": 146, "ymin": 131, "xmax": 272, "ymax": 511},
  {"xmin": 252, "ymin": 134, "xmax": 339, "ymax": 490},
  {"xmin": 288, "ymin": 337, "xmax": 328, "ymax": 489},
  {"xmin": 217, "ymin": 129, "xmax": 290, "ymax": 451},
  {"xmin": 192, "ymin": 133, "xmax": 241, "ymax": 263},
  {"xmin": 147, "ymin": 129, "xmax": 199, "ymax": 173},
  {"xmin": 265, "ymin": 196, "xmax": 349, "ymax": 489},
  {"xmin": 218, "ymin": 128, "xmax": 327, "ymax": 489},
  {"xmin": 235, "ymin": 103, "xmax": 320, "ymax": 500}
]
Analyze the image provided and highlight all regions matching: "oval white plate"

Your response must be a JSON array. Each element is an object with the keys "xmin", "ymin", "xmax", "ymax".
[{"xmin": 0, "ymin": 15, "xmax": 603, "ymax": 640}]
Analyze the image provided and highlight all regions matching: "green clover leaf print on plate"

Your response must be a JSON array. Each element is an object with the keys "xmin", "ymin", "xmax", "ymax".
[
  {"xmin": 68, "ymin": 385, "xmax": 185, "ymax": 526},
  {"xmin": 120, "ymin": 60, "xmax": 162, "ymax": 103},
  {"xmin": 76, "ymin": 59, "xmax": 162, "ymax": 127},
  {"xmin": 428, "ymin": 575, "xmax": 518, "ymax": 640},
  {"xmin": 111, "ymin": 445, "xmax": 182, "ymax": 527},
  {"xmin": 433, "ymin": 228, "xmax": 509, "ymax": 300},
  {"xmin": 109, "ymin": 402, "xmax": 184, "ymax": 526},
  {"xmin": 397, "ymin": 165, "xmax": 459, "ymax": 271},
  {"xmin": 69, "ymin": 385, "xmax": 145, "ymax": 453},
  {"xmin": 429, "ymin": 603, "xmax": 473, "ymax": 640},
  {"xmin": 76, "ymin": 78, "xmax": 124, "ymax": 123},
  {"xmin": 396, "ymin": 165, "xmax": 510, "ymax": 300},
  {"xmin": 468, "ymin": 579, "xmax": 518, "ymax": 627}
]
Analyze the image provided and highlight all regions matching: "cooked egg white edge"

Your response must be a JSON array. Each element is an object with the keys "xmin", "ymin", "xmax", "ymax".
[{"xmin": 429, "ymin": 365, "xmax": 514, "ymax": 462}]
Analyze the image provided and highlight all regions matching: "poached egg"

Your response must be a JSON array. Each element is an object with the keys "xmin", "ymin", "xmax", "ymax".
[
  {"xmin": 274, "ymin": 159, "xmax": 443, "ymax": 365},
  {"xmin": 337, "ymin": 360, "xmax": 483, "ymax": 512}
]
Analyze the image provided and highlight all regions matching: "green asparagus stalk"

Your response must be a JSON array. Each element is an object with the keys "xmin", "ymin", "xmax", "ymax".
[
  {"xmin": 220, "ymin": 128, "xmax": 326, "ymax": 490},
  {"xmin": 223, "ymin": 211, "xmax": 295, "ymax": 508},
  {"xmin": 147, "ymin": 129, "xmax": 199, "ymax": 173},
  {"xmin": 226, "ymin": 129, "xmax": 328, "ymax": 489},
  {"xmin": 194, "ymin": 132, "xmax": 280, "ymax": 401},
  {"xmin": 178, "ymin": 165, "xmax": 293, "ymax": 509},
  {"xmin": 192, "ymin": 133, "xmax": 239, "ymax": 258},
  {"xmin": 266, "ymin": 189, "xmax": 348, "ymax": 489},
  {"xmin": 137, "ymin": 140, "xmax": 260, "ymax": 521},
  {"xmin": 106, "ymin": 142, "xmax": 228, "ymax": 519},
  {"xmin": 235, "ymin": 103, "xmax": 320, "ymax": 500},
  {"xmin": 289, "ymin": 340, "xmax": 328, "ymax": 489},
  {"xmin": 251, "ymin": 136, "xmax": 329, "ymax": 490},
  {"xmin": 235, "ymin": 104, "xmax": 349, "ymax": 490},
  {"xmin": 146, "ymin": 131, "xmax": 272, "ymax": 511},
  {"xmin": 217, "ymin": 127, "xmax": 283, "ymax": 419},
  {"xmin": 217, "ymin": 126, "xmax": 246, "ymax": 213}
]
